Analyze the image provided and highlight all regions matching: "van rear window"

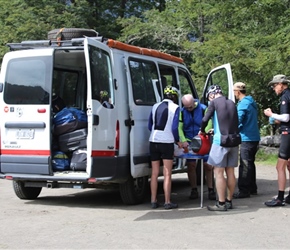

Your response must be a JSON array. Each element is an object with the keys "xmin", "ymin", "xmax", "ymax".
[{"xmin": 4, "ymin": 57, "xmax": 51, "ymax": 104}]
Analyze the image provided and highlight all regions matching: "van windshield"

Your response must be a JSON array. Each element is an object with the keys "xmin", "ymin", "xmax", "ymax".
[{"xmin": 4, "ymin": 56, "xmax": 52, "ymax": 104}]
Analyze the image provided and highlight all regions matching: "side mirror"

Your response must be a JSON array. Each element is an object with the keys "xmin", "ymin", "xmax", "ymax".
[{"xmin": 0, "ymin": 83, "xmax": 3, "ymax": 93}]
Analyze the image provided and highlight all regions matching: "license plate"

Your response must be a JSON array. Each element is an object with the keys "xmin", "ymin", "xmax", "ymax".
[{"xmin": 16, "ymin": 129, "xmax": 35, "ymax": 139}]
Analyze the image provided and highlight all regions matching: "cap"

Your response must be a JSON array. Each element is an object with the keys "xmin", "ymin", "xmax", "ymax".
[
  {"xmin": 268, "ymin": 74, "xmax": 290, "ymax": 86},
  {"xmin": 233, "ymin": 82, "xmax": 246, "ymax": 91}
]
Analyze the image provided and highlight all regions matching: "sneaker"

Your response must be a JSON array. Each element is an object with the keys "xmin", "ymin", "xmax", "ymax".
[
  {"xmin": 151, "ymin": 202, "xmax": 159, "ymax": 209},
  {"xmin": 189, "ymin": 189, "xmax": 198, "ymax": 200},
  {"xmin": 264, "ymin": 198, "xmax": 285, "ymax": 207},
  {"xmin": 225, "ymin": 200, "xmax": 233, "ymax": 209},
  {"xmin": 285, "ymin": 195, "xmax": 290, "ymax": 204},
  {"xmin": 207, "ymin": 203, "xmax": 227, "ymax": 211},
  {"xmin": 233, "ymin": 191, "xmax": 250, "ymax": 199},
  {"xmin": 250, "ymin": 191, "xmax": 258, "ymax": 195},
  {"xmin": 164, "ymin": 202, "xmax": 178, "ymax": 210},
  {"xmin": 208, "ymin": 190, "xmax": 216, "ymax": 200}
]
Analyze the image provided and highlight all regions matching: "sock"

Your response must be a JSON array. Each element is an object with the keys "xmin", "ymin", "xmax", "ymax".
[
  {"xmin": 208, "ymin": 187, "xmax": 214, "ymax": 192},
  {"xmin": 218, "ymin": 201, "xmax": 225, "ymax": 205},
  {"xmin": 278, "ymin": 190, "xmax": 284, "ymax": 201},
  {"xmin": 226, "ymin": 198, "xmax": 231, "ymax": 203}
]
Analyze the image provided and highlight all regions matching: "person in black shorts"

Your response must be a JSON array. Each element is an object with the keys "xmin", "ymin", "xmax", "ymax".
[
  {"xmin": 148, "ymin": 86, "xmax": 180, "ymax": 210},
  {"xmin": 264, "ymin": 74, "xmax": 290, "ymax": 206}
]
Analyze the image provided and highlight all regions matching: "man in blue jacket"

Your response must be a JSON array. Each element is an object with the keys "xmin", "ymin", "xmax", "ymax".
[
  {"xmin": 179, "ymin": 94, "xmax": 216, "ymax": 200},
  {"xmin": 233, "ymin": 82, "xmax": 260, "ymax": 198}
]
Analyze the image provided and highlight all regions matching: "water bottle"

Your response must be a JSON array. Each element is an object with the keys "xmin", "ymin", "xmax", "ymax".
[{"xmin": 269, "ymin": 117, "xmax": 275, "ymax": 125}]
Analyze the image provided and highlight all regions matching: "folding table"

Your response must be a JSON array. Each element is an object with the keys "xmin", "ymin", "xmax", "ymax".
[{"xmin": 177, "ymin": 153, "xmax": 209, "ymax": 208}]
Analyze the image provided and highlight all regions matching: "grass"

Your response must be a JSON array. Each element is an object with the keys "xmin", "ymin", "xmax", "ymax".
[{"xmin": 256, "ymin": 148, "xmax": 277, "ymax": 166}]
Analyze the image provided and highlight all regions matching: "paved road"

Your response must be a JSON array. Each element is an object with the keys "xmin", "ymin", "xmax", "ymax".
[{"xmin": 0, "ymin": 164, "xmax": 289, "ymax": 249}]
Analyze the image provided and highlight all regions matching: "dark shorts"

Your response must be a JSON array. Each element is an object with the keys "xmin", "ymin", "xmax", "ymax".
[
  {"xmin": 279, "ymin": 133, "xmax": 290, "ymax": 160},
  {"xmin": 149, "ymin": 142, "xmax": 174, "ymax": 161}
]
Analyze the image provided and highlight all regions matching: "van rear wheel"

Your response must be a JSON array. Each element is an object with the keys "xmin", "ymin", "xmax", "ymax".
[
  {"xmin": 13, "ymin": 181, "xmax": 42, "ymax": 199},
  {"xmin": 119, "ymin": 176, "xmax": 149, "ymax": 205}
]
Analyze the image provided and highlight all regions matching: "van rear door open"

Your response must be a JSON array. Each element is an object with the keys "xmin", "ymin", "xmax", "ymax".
[
  {"xmin": 0, "ymin": 49, "xmax": 53, "ymax": 175},
  {"xmin": 84, "ymin": 38, "xmax": 118, "ymax": 176}
]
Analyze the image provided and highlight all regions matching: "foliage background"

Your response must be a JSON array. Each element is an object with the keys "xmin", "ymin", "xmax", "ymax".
[{"xmin": 1, "ymin": 0, "xmax": 290, "ymax": 129}]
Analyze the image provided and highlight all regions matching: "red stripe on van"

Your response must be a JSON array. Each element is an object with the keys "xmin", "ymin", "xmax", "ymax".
[
  {"xmin": 91, "ymin": 150, "xmax": 116, "ymax": 157},
  {"xmin": 1, "ymin": 149, "xmax": 50, "ymax": 156}
]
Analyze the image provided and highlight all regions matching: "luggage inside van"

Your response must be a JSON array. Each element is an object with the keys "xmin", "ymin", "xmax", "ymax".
[
  {"xmin": 53, "ymin": 107, "xmax": 87, "ymax": 136},
  {"xmin": 58, "ymin": 128, "xmax": 87, "ymax": 153},
  {"xmin": 52, "ymin": 151, "xmax": 70, "ymax": 171},
  {"xmin": 70, "ymin": 148, "xmax": 87, "ymax": 171}
]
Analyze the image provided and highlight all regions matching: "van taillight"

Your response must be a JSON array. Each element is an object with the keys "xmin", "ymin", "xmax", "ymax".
[
  {"xmin": 115, "ymin": 120, "xmax": 119, "ymax": 150},
  {"xmin": 37, "ymin": 108, "xmax": 46, "ymax": 113}
]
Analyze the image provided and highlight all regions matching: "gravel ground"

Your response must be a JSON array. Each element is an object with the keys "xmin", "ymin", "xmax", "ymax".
[{"xmin": 0, "ymin": 163, "xmax": 289, "ymax": 249}]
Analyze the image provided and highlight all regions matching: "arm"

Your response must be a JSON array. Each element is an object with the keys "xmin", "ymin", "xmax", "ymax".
[
  {"xmin": 237, "ymin": 104, "xmax": 246, "ymax": 130},
  {"xmin": 148, "ymin": 111, "xmax": 153, "ymax": 131},
  {"xmin": 172, "ymin": 107, "xmax": 180, "ymax": 142},
  {"xmin": 264, "ymin": 108, "xmax": 290, "ymax": 122},
  {"xmin": 178, "ymin": 110, "xmax": 187, "ymax": 142},
  {"xmin": 200, "ymin": 102, "xmax": 215, "ymax": 132}
]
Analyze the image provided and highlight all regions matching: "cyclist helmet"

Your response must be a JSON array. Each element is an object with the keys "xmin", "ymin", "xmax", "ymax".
[
  {"xmin": 164, "ymin": 85, "xmax": 179, "ymax": 96},
  {"xmin": 206, "ymin": 85, "xmax": 222, "ymax": 99}
]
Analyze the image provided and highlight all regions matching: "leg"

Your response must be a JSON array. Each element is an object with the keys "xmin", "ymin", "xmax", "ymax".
[
  {"xmin": 163, "ymin": 159, "xmax": 173, "ymax": 204},
  {"xmin": 225, "ymin": 167, "xmax": 236, "ymax": 201},
  {"xmin": 205, "ymin": 162, "xmax": 216, "ymax": 200},
  {"xmin": 187, "ymin": 161, "xmax": 197, "ymax": 189},
  {"xmin": 276, "ymin": 158, "xmax": 287, "ymax": 192},
  {"xmin": 214, "ymin": 167, "xmax": 226, "ymax": 202},
  {"xmin": 249, "ymin": 142, "xmax": 259, "ymax": 194},
  {"xmin": 204, "ymin": 162, "xmax": 213, "ymax": 189},
  {"xmin": 237, "ymin": 142, "xmax": 251, "ymax": 195},
  {"xmin": 150, "ymin": 160, "xmax": 160, "ymax": 203}
]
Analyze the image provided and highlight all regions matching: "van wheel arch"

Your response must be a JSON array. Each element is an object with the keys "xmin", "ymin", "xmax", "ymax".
[
  {"xmin": 119, "ymin": 176, "xmax": 149, "ymax": 205},
  {"xmin": 13, "ymin": 181, "xmax": 42, "ymax": 199}
]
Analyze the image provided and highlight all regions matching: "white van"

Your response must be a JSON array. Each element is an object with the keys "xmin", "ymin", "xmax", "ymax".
[{"xmin": 0, "ymin": 28, "xmax": 234, "ymax": 205}]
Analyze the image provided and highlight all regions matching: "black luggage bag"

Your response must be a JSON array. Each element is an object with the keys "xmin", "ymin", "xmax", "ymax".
[
  {"xmin": 58, "ymin": 128, "xmax": 87, "ymax": 153},
  {"xmin": 70, "ymin": 148, "xmax": 87, "ymax": 171}
]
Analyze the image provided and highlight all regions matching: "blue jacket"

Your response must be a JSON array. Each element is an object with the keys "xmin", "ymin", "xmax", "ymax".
[
  {"xmin": 179, "ymin": 100, "xmax": 206, "ymax": 142},
  {"xmin": 237, "ymin": 96, "xmax": 260, "ymax": 142}
]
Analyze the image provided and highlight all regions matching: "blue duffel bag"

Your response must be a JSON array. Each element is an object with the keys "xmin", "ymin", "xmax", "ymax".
[
  {"xmin": 53, "ymin": 107, "xmax": 76, "ymax": 126},
  {"xmin": 52, "ymin": 151, "xmax": 70, "ymax": 171}
]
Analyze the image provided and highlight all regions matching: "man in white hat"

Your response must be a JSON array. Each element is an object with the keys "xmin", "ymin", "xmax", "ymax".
[{"xmin": 264, "ymin": 74, "xmax": 290, "ymax": 206}]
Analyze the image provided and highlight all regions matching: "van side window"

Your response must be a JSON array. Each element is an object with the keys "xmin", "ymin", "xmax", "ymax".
[
  {"xmin": 178, "ymin": 69, "xmax": 197, "ymax": 98},
  {"xmin": 129, "ymin": 59, "xmax": 158, "ymax": 105},
  {"xmin": 88, "ymin": 45, "xmax": 114, "ymax": 108},
  {"xmin": 159, "ymin": 64, "xmax": 178, "ymax": 90}
]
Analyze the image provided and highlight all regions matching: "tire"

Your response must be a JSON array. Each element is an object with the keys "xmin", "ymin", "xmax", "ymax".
[
  {"xmin": 47, "ymin": 28, "xmax": 98, "ymax": 40},
  {"xmin": 13, "ymin": 181, "xmax": 42, "ymax": 200},
  {"xmin": 119, "ymin": 176, "xmax": 149, "ymax": 205}
]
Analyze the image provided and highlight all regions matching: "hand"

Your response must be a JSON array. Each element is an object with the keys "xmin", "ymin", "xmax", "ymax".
[
  {"xmin": 264, "ymin": 108, "xmax": 273, "ymax": 117},
  {"xmin": 198, "ymin": 131, "xmax": 206, "ymax": 136},
  {"xmin": 207, "ymin": 129, "xmax": 214, "ymax": 135}
]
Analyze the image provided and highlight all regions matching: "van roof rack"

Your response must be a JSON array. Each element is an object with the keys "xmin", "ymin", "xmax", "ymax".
[{"xmin": 7, "ymin": 37, "xmax": 104, "ymax": 51}]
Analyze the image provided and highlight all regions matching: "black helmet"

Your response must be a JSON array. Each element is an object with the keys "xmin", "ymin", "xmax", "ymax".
[{"xmin": 206, "ymin": 85, "xmax": 222, "ymax": 99}]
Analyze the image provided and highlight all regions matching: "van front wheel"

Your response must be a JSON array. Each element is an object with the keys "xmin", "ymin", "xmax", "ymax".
[
  {"xmin": 119, "ymin": 176, "xmax": 148, "ymax": 205},
  {"xmin": 13, "ymin": 181, "xmax": 42, "ymax": 199}
]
